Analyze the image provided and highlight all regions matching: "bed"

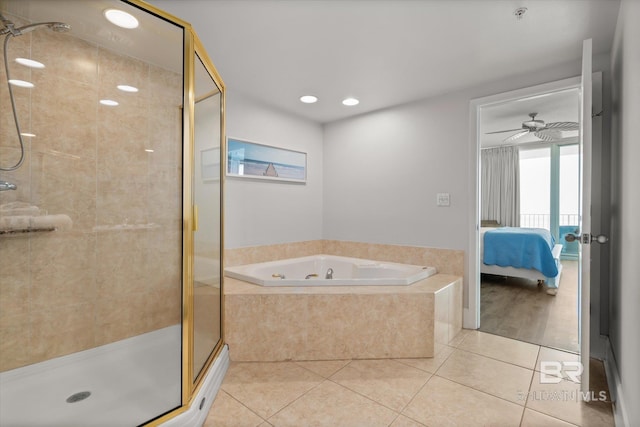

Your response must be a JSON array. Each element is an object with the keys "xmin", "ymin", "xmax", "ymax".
[{"xmin": 480, "ymin": 227, "xmax": 563, "ymax": 295}]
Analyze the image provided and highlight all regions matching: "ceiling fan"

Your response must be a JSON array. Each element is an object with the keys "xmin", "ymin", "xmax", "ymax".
[{"xmin": 486, "ymin": 113, "xmax": 579, "ymax": 143}]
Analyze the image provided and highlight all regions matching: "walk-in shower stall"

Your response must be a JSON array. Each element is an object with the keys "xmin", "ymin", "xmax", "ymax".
[{"xmin": 0, "ymin": 1, "xmax": 225, "ymax": 425}]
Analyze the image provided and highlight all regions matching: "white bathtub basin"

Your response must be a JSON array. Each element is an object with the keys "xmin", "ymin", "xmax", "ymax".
[{"xmin": 224, "ymin": 254, "xmax": 437, "ymax": 286}]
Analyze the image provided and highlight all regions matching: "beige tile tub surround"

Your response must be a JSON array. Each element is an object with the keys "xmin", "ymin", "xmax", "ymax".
[
  {"xmin": 225, "ymin": 274, "xmax": 462, "ymax": 361},
  {"xmin": 322, "ymin": 240, "xmax": 464, "ymax": 277},
  {"xmin": 225, "ymin": 240, "xmax": 464, "ymax": 277},
  {"xmin": 224, "ymin": 240, "xmax": 463, "ymax": 362},
  {"xmin": 225, "ymin": 240, "xmax": 324, "ymax": 267},
  {"xmin": 0, "ymin": 22, "xmax": 182, "ymax": 371}
]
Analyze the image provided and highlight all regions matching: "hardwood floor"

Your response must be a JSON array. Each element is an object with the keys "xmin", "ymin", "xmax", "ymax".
[{"xmin": 480, "ymin": 260, "xmax": 579, "ymax": 353}]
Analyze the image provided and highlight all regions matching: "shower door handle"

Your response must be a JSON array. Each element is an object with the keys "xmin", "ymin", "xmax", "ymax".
[{"xmin": 193, "ymin": 205, "xmax": 199, "ymax": 231}]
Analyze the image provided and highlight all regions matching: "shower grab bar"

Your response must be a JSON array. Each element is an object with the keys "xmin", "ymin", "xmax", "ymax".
[{"xmin": 0, "ymin": 227, "xmax": 56, "ymax": 235}]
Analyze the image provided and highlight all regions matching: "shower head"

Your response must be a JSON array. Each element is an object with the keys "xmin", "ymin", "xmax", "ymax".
[
  {"xmin": 11, "ymin": 21, "xmax": 71, "ymax": 36},
  {"xmin": 1, "ymin": 16, "xmax": 70, "ymax": 171},
  {"xmin": 49, "ymin": 22, "xmax": 71, "ymax": 32}
]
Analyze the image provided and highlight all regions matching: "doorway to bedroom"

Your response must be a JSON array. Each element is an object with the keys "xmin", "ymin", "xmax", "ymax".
[{"xmin": 478, "ymin": 88, "xmax": 580, "ymax": 354}]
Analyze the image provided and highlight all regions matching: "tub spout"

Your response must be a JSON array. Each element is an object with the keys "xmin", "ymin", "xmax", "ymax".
[
  {"xmin": 0, "ymin": 181, "xmax": 17, "ymax": 191},
  {"xmin": 325, "ymin": 268, "xmax": 333, "ymax": 279}
]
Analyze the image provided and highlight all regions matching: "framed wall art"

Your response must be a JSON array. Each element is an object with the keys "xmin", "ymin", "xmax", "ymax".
[{"xmin": 227, "ymin": 138, "xmax": 307, "ymax": 183}]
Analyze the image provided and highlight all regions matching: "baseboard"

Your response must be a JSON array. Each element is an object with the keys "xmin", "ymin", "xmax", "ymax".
[
  {"xmin": 161, "ymin": 345, "xmax": 230, "ymax": 427},
  {"xmin": 463, "ymin": 307, "xmax": 478, "ymax": 329},
  {"xmin": 603, "ymin": 337, "xmax": 629, "ymax": 427}
]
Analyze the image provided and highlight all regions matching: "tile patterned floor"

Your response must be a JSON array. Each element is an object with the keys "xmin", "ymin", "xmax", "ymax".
[{"xmin": 204, "ymin": 330, "xmax": 614, "ymax": 427}]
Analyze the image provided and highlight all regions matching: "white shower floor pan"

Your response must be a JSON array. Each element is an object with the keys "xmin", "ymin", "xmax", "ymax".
[{"xmin": 0, "ymin": 325, "xmax": 181, "ymax": 427}]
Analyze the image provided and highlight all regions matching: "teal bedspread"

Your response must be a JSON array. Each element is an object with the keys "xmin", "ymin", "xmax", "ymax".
[{"xmin": 483, "ymin": 227, "xmax": 559, "ymax": 278}]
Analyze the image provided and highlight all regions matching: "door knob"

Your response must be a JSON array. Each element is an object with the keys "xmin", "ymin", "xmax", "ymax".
[
  {"xmin": 591, "ymin": 234, "xmax": 609, "ymax": 244},
  {"xmin": 565, "ymin": 233, "xmax": 608, "ymax": 244},
  {"xmin": 565, "ymin": 233, "xmax": 579, "ymax": 243}
]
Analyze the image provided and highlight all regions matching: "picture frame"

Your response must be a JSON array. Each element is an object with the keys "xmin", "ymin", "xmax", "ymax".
[
  {"xmin": 201, "ymin": 147, "xmax": 220, "ymax": 182},
  {"xmin": 227, "ymin": 138, "xmax": 307, "ymax": 183}
]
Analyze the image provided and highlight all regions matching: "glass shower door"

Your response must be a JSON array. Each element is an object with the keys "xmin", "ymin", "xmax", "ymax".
[
  {"xmin": 192, "ymin": 51, "xmax": 223, "ymax": 383},
  {"xmin": 0, "ymin": 1, "xmax": 185, "ymax": 425}
]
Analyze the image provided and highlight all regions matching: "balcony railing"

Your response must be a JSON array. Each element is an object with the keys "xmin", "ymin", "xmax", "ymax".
[{"xmin": 520, "ymin": 213, "xmax": 579, "ymax": 229}]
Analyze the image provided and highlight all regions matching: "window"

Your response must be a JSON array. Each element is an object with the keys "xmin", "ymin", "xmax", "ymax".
[
  {"xmin": 519, "ymin": 143, "xmax": 580, "ymax": 259},
  {"xmin": 520, "ymin": 147, "xmax": 551, "ymax": 228}
]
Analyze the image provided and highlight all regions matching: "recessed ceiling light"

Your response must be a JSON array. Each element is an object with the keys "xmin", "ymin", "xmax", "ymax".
[
  {"xmin": 145, "ymin": 149, "xmax": 154, "ymax": 153},
  {"xmin": 99, "ymin": 99, "xmax": 119, "ymax": 106},
  {"xmin": 20, "ymin": 132, "xmax": 36, "ymax": 137},
  {"xmin": 15, "ymin": 58, "xmax": 45, "ymax": 69},
  {"xmin": 117, "ymin": 84, "xmax": 138, "ymax": 93},
  {"xmin": 104, "ymin": 9, "xmax": 139, "ymax": 29},
  {"xmin": 8, "ymin": 79, "xmax": 34, "ymax": 88},
  {"xmin": 342, "ymin": 97, "xmax": 359, "ymax": 106},
  {"xmin": 300, "ymin": 95, "xmax": 318, "ymax": 104}
]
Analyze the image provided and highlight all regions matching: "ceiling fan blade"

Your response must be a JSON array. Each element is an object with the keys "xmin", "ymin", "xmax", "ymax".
[
  {"xmin": 533, "ymin": 130, "xmax": 561, "ymax": 141},
  {"xmin": 485, "ymin": 128, "xmax": 524, "ymax": 135},
  {"xmin": 503, "ymin": 130, "xmax": 530, "ymax": 143},
  {"xmin": 544, "ymin": 121, "xmax": 579, "ymax": 131}
]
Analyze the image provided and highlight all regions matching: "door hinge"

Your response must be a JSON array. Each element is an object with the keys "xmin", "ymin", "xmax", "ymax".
[{"xmin": 592, "ymin": 110, "xmax": 603, "ymax": 118}]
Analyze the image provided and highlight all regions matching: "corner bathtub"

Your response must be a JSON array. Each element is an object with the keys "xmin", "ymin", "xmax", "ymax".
[{"xmin": 224, "ymin": 254, "xmax": 437, "ymax": 286}]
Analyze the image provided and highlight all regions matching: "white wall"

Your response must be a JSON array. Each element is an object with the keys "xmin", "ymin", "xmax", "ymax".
[
  {"xmin": 323, "ymin": 92, "xmax": 469, "ymax": 249},
  {"xmin": 224, "ymin": 91, "xmax": 324, "ymax": 248},
  {"xmin": 323, "ymin": 58, "xmax": 610, "ymax": 249},
  {"xmin": 610, "ymin": 0, "xmax": 640, "ymax": 425},
  {"xmin": 323, "ymin": 54, "xmax": 611, "ymax": 310}
]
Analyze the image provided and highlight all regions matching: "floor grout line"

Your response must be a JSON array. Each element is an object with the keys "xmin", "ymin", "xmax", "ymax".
[
  {"xmin": 431, "ymin": 372, "xmax": 530, "ymax": 409},
  {"xmin": 521, "ymin": 407, "xmax": 582, "ymax": 427},
  {"xmin": 518, "ymin": 360, "xmax": 539, "ymax": 426},
  {"xmin": 214, "ymin": 389, "xmax": 269, "ymax": 425},
  {"xmin": 396, "ymin": 372, "xmax": 437, "ymax": 422},
  {"xmin": 292, "ymin": 358, "xmax": 353, "ymax": 379},
  {"xmin": 262, "ymin": 377, "xmax": 329, "ymax": 423},
  {"xmin": 447, "ymin": 343, "xmax": 539, "ymax": 372},
  {"xmin": 324, "ymin": 376, "xmax": 405, "ymax": 416}
]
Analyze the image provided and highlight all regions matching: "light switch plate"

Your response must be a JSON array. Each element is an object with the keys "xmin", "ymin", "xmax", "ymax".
[{"xmin": 437, "ymin": 193, "xmax": 450, "ymax": 207}]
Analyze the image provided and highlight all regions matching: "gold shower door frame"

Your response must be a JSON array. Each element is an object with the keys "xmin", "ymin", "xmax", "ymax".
[{"xmin": 125, "ymin": 1, "xmax": 226, "ymax": 424}]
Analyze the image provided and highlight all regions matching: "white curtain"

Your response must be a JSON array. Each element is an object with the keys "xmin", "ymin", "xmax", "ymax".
[{"xmin": 481, "ymin": 146, "xmax": 520, "ymax": 227}]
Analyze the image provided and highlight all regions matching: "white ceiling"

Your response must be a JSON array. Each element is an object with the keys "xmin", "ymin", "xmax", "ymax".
[
  {"xmin": 3, "ymin": 0, "xmax": 620, "ymax": 126},
  {"xmin": 150, "ymin": 0, "xmax": 620, "ymax": 124}
]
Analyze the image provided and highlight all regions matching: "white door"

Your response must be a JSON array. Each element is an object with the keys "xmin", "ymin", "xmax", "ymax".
[{"xmin": 578, "ymin": 38, "xmax": 592, "ymax": 394}]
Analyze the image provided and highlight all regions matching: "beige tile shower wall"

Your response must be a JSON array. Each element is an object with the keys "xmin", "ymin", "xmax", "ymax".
[
  {"xmin": 224, "ymin": 240, "xmax": 464, "ymax": 277},
  {"xmin": 0, "ymin": 26, "xmax": 182, "ymax": 371}
]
